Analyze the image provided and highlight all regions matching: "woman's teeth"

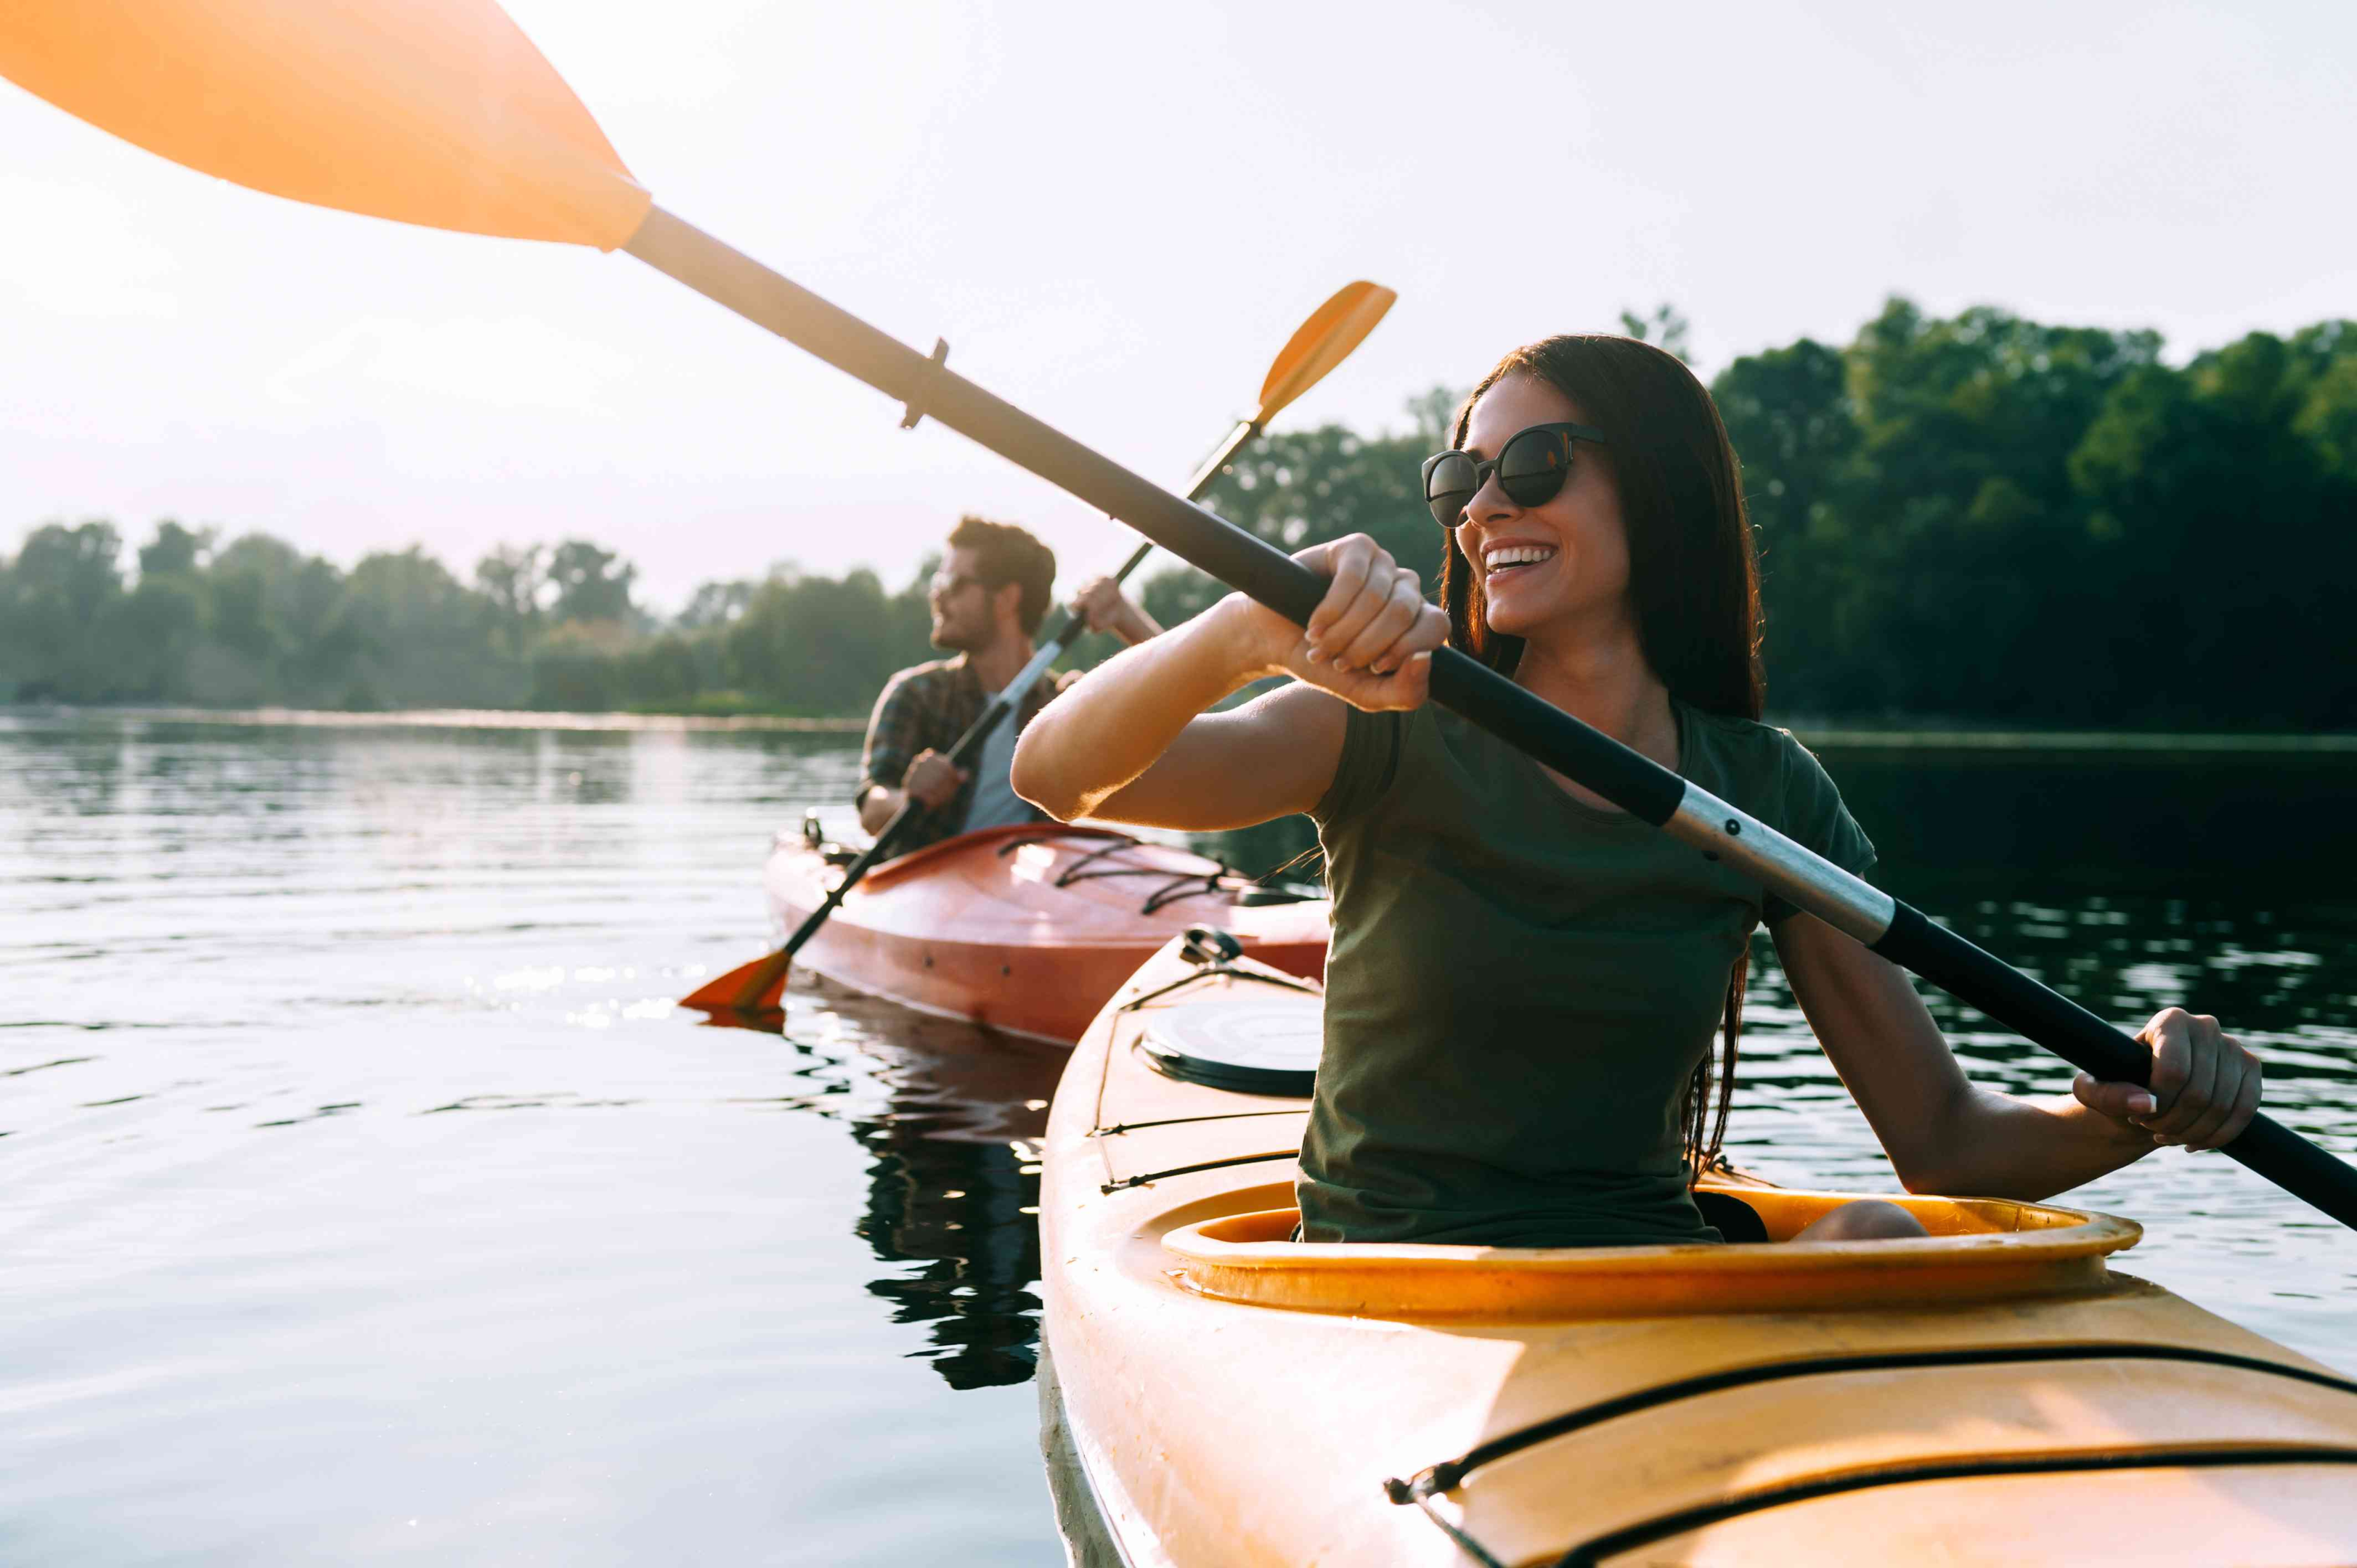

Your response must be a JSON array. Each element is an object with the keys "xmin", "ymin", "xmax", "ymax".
[{"xmin": 1483, "ymin": 544, "xmax": 1556, "ymax": 577}]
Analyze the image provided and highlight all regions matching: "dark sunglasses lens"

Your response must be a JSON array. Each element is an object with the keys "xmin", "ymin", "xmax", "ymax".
[
  {"xmin": 1425, "ymin": 453, "xmax": 1478, "ymax": 527},
  {"xmin": 1497, "ymin": 428, "xmax": 1571, "ymax": 507}
]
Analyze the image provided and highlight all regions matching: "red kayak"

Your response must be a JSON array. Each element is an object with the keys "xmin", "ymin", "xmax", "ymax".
[{"xmin": 760, "ymin": 821, "xmax": 1330, "ymax": 1045}]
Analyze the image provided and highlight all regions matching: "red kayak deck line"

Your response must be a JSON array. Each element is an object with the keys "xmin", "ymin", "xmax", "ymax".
[{"xmin": 762, "ymin": 823, "xmax": 1330, "ymax": 1045}]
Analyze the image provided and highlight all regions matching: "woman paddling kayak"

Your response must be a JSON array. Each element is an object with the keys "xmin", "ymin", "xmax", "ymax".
[{"xmin": 1011, "ymin": 333, "xmax": 2264, "ymax": 1249}]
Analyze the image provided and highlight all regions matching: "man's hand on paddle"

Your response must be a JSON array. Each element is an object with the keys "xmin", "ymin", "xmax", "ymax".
[
  {"xmin": 1226, "ymin": 534, "xmax": 1447, "ymax": 712},
  {"xmin": 1072, "ymin": 576, "xmax": 1163, "ymax": 648},
  {"xmin": 2072, "ymin": 1007, "xmax": 2263, "ymax": 1152},
  {"xmin": 903, "ymin": 749, "xmax": 969, "ymax": 809}
]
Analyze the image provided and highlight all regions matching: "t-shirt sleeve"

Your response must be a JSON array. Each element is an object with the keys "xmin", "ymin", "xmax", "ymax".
[
  {"xmin": 1308, "ymin": 703, "xmax": 1404, "ymax": 828},
  {"xmin": 1762, "ymin": 735, "xmax": 1878, "ymax": 925}
]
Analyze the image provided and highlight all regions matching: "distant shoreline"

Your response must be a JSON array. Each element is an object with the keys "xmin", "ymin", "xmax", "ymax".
[
  {"xmin": 0, "ymin": 704, "xmax": 866, "ymax": 734},
  {"xmin": 8, "ymin": 703, "xmax": 2357, "ymax": 753}
]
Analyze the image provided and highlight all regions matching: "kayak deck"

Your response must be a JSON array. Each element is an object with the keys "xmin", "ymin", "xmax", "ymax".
[
  {"xmin": 1041, "ymin": 940, "xmax": 2357, "ymax": 1565},
  {"xmin": 762, "ymin": 822, "xmax": 1328, "ymax": 1045}
]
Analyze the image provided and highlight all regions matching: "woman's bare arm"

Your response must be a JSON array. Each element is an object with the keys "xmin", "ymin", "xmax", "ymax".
[
  {"xmin": 1772, "ymin": 912, "xmax": 2261, "ymax": 1199},
  {"xmin": 1013, "ymin": 534, "xmax": 1447, "ymax": 830},
  {"xmin": 1017, "ymin": 599, "xmax": 1346, "ymax": 828}
]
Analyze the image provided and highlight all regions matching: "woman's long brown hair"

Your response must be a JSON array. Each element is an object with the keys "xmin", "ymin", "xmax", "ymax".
[{"xmin": 1437, "ymin": 335, "xmax": 1764, "ymax": 1181}]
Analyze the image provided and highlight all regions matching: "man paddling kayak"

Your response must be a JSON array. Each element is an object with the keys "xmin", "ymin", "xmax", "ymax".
[
  {"xmin": 1014, "ymin": 334, "xmax": 2264, "ymax": 1247},
  {"xmin": 858, "ymin": 515, "xmax": 1160, "ymax": 854}
]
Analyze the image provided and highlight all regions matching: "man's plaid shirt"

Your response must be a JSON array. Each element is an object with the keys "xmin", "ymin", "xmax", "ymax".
[{"xmin": 858, "ymin": 653, "xmax": 1059, "ymax": 854}]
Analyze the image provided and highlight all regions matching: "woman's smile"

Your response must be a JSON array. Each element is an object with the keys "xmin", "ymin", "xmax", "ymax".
[{"xmin": 1481, "ymin": 538, "xmax": 1558, "ymax": 589}]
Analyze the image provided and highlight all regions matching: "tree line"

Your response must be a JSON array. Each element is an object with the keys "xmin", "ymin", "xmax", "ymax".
[
  {"xmin": 6, "ymin": 297, "xmax": 2353, "ymax": 727},
  {"xmin": 1159, "ymin": 300, "xmax": 2357, "ymax": 730},
  {"xmin": 0, "ymin": 521, "xmax": 944, "ymax": 715}
]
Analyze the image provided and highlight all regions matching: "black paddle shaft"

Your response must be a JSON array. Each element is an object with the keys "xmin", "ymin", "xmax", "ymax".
[{"xmin": 626, "ymin": 205, "xmax": 2357, "ymax": 1232}]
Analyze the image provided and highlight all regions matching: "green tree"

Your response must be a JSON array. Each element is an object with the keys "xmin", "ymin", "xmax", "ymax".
[
  {"xmin": 1711, "ymin": 338, "xmax": 1867, "ymax": 710},
  {"xmin": 473, "ymin": 543, "xmax": 545, "ymax": 661},
  {"xmin": 678, "ymin": 579, "xmax": 756, "ymax": 630},
  {"xmin": 6, "ymin": 521, "xmax": 127, "ymax": 701},
  {"xmin": 529, "ymin": 619, "xmax": 627, "ymax": 711},
  {"xmin": 137, "ymin": 520, "xmax": 213, "ymax": 580},
  {"xmin": 2070, "ymin": 324, "xmax": 2357, "ymax": 726},
  {"xmin": 545, "ymin": 539, "xmax": 635, "ymax": 625},
  {"xmin": 198, "ymin": 533, "xmax": 358, "ymax": 702},
  {"xmin": 721, "ymin": 566, "xmax": 927, "ymax": 715},
  {"xmin": 343, "ymin": 547, "xmax": 513, "ymax": 707},
  {"xmin": 622, "ymin": 632, "xmax": 702, "ymax": 707}
]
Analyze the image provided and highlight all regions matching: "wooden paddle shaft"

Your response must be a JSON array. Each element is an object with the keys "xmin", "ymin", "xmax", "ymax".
[{"xmin": 622, "ymin": 205, "xmax": 2357, "ymax": 1230}]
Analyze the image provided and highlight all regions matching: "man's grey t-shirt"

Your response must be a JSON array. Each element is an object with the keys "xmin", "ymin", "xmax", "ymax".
[{"xmin": 959, "ymin": 684, "xmax": 1033, "ymax": 834}]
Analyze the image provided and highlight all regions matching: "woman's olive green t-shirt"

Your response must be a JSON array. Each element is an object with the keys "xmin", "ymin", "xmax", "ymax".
[{"xmin": 1299, "ymin": 699, "xmax": 1877, "ymax": 1248}]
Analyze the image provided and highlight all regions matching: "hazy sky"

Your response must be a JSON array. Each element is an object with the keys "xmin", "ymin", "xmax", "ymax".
[{"xmin": 4, "ymin": 1, "xmax": 2352, "ymax": 610}]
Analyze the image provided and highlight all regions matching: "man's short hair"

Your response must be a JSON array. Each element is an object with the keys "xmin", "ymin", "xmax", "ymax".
[{"xmin": 948, "ymin": 515, "xmax": 1056, "ymax": 636}]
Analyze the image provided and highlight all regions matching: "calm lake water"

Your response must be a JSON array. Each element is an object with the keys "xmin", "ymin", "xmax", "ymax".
[{"xmin": 6, "ymin": 709, "xmax": 2356, "ymax": 1564}]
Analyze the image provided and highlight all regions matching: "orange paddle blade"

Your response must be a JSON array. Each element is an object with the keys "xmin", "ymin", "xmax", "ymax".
[
  {"xmin": 0, "ymin": 0, "xmax": 649, "ymax": 249},
  {"xmin": 680, "ymin": 951, "xmax": 789, "ymax": 1013},
  {"xmin": 1251, "ymin": 281, "xmax": 1396, "ymax": 425}
]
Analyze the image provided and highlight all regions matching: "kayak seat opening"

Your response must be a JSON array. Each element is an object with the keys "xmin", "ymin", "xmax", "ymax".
[{"xmin": 1155, "ymin": 1185, "xmax": 2141, "ymax": 1319}]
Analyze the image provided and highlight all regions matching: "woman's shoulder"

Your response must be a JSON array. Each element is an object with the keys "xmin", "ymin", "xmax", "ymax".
[
  {"xmin": 1678, "ymin": 702, "xmax": 1875, "ymax": 881},
  {"xmin": 1318, "ymin": 702, "xmax": 1502, "ymax": 827},
  {"xmin": 1308, "ymin": 699, "xmax": 1411, "ymax": 826},
  {"xmin": 1676, "ymin": 703, "xmax": 1844, "ymax": 811},
  {"xmin": 1678, "ymin": 702, "xmax": 1809, "ymax": 772}
]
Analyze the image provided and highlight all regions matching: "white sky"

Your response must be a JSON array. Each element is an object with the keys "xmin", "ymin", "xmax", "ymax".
[{"xmin": 4, "ymin": 1, "xmax": 2352, "ymax": 611}]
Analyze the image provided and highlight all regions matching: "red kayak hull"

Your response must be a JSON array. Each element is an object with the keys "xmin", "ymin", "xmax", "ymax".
[{"xmin": 764, "ymin": 824, "xmax": 1330, "ymax": 1045}]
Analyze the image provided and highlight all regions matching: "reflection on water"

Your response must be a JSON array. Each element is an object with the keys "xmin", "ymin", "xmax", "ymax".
[
  {"xmin": 708, "ymin": 994, "xmax": 1061, "ymax": 1391},
  {"xmin": 848, "ymin": 1050, "xmax": 1050, "ymax": 1390},
  {"xmin": 4, "ymin": 709, "xmax": 2357, "ymax": 1564}
]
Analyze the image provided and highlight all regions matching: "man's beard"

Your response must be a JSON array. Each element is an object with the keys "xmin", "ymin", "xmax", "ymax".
[{"xmin": 930, "ymin": 613, "xmax": 982, "ymax": 653}]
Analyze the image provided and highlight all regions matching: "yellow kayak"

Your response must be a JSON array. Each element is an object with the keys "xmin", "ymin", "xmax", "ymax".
[{"xmin": 1039, "ymin": 936, "xmax": 2357, "ymax": 1565}]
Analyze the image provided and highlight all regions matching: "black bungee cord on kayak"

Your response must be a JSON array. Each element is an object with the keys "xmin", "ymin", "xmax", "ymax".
[
  {"xmin": 992, "ymin": 829, "xmax": 1322, "ymax": 916},
  {"xmin": 1381, "ymin": 1342, "xmax": 2357, "ymax": 1567},
  {"xmin": 1552, "ymin": 1447, "xmax": 2357, "ymax": 1567},
  {"xmin": 1088, "ymin": 926, "xmax": 1321, "ymax": 1191}
]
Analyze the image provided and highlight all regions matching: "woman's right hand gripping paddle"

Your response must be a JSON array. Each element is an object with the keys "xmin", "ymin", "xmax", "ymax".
[{"xmin": 1223, "ymin": 533, "xmax": 1448, "ymax": 711}]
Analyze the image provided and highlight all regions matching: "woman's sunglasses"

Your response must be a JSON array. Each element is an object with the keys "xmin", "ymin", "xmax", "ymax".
[{"xmin": 1421, "ymin": 421, "xmax": 1609, "ymax": 529}]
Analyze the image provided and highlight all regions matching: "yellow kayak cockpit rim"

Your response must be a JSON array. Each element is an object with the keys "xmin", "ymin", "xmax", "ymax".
[{"xmin": 1160, "ymin": 1181, "xmax": 2141, "ymax": 1320}]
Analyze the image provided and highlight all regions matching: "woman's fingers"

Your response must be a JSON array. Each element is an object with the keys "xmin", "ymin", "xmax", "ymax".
[
  {"xmin": 2153, "ymin": 1013, "xmax": 2223, "ymax": 1141},
  {"xmin": 1300, "ymin": 537, "xmax": 1376, "ymax": 660},
  {"xmin": 2141, "ymin": 1009, "xmax": 2219, "ymax": 1143},
  {"xmin": 2072, "ymin": 1071, "xmax": 2158, "ymax": 1122},
  {"xmin": 1272, "ymin": 534, "xmax": 1447, "ymax": 711},
  {"xmin": 2205, "ymin": 1058, "xmax": 2264, "ymax": 1149},
  {"xmin": 1323, "ymin": 649, "xmax": 1435, "ymax": 711},
  {"xmin": 2132, "ymin": 1007, "xmax": 2194, "ymax": 1143},
  {"xmin": 1302, "ymin": 536, "xmax": 1380, "ymax": 663},
  {"xmin": 2177, "ymin": 1022, "xmax": 2262, "ymax": 1149},
  {"xmin": 1280, "ymin": 601, "xmax": 1444, "ymax": 712},
  {"xmin": 1337, "ymin": 568, "xmax": 1425, "ymax": 671},
  {"xmin": 1369, "ymin": 596, "xmax": 1449, "ymax": 677},
  {"xmin": 2083, "ymin": 1008, "xmax": 2265, "ymax": 1153}
]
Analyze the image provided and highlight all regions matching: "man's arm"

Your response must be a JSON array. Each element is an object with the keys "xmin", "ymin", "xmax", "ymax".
[
  {"xmin": 857, "ymin": 671, "xmax": 967, "ymax": 836},
  {"xmin": 857, "ymin": 674, "xmax": 919, "ymax": 835}
]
